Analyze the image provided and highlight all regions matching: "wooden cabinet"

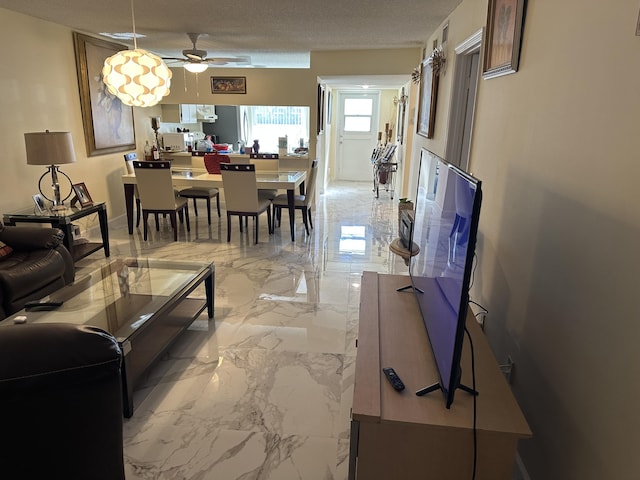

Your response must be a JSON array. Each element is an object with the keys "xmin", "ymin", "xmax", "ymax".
[{"xmin": 349, "ymin": 272, "xmax": 531, "ymax": 479}]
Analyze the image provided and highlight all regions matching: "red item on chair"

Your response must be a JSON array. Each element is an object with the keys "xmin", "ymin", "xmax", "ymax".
[{"xmin": 204, "ymin": 153, "xmax": 231, "ymax": 174}]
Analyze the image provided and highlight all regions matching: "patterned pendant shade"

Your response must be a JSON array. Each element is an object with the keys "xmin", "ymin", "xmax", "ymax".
[{"xmin": 102, "ymin": 48, "xmax": 172, "ymax": 107}]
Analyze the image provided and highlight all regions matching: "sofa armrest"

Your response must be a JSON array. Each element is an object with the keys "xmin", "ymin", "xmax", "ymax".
[{"xmin": 0, "ymin": 226, "xmax": 65, "ymax": 250}]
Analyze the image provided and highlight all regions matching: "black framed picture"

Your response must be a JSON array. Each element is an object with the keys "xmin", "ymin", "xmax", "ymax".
[{"xmin": 211, "ymin": 77, "xmax": 247, "ymax": 94}]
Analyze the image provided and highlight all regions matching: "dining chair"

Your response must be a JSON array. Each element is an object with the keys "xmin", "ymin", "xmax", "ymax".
[
  {"xmin": 123, "ymin": 152, "xmax": 141, "ymax": 228},
  {"xmin": 252, "ymin": 159, "xmax": 280, "ymax": 201},
  {"xmin": 177, "ymin": 153, "xmax": 227, "ymax": 225},
  {"xmin": 272, "ymin": 160, "xmax": 318, "ymax": 235},
  {"xmin": 220, "ymin": 163, "xmax": 272, "ymax": 244},
  {"xmin": 132, "ymin": 161, "xmax": 190, "ymax": 241},
  {"xmin": 203, "ymin": 152, "xmax": 231, "ymax": 174}
]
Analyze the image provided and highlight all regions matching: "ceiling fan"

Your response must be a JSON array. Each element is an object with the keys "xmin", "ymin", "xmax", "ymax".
[{"xmin": 163, "ymin": 33, "xmax": 250, "ymax": 71}]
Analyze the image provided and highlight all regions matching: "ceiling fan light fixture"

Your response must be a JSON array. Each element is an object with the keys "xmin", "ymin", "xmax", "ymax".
[
  {"xmin": 102, "ymin": 0, "xmax": 172, "ymax": 107},
  {"xmin": 184, "ymin": 62, "xmax": 209, "ymax": 73}
]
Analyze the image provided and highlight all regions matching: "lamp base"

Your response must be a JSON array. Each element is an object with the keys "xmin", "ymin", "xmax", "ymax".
[{"xmin": 38, "ymin": 166, "xmax": 73, "ymax": 207}]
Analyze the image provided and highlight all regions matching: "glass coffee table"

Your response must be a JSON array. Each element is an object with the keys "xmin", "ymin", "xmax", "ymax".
[{"xmin": 1, "ymin": 257, "xmax": 214, "ymax": 417}]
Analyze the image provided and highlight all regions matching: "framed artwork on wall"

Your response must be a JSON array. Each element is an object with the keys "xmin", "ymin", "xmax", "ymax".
[
  {"xmin": 73, "ymin": 32, "xmax": 136, "ymax": 156},
  {"xmin": 482, "ymin": 0, "xmax": 526, "ymax": 79},
  {"xmin": 211, "ymin": 77, "xmax": 247, "ymax": 94},
  {"xmin": 317, "ymin": 84, "xmax": 325, "ymax": 134},
  {"xmin": 417, "ymin": 56, "xmax": 439, "ymax": 139}
]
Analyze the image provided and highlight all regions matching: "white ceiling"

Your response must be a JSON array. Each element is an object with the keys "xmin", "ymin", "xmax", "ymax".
[{"xmin": 0, "ymin": 0, "xmax": 462, "ymax": 69}]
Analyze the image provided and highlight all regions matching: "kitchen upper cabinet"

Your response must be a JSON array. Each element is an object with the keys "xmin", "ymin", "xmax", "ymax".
[
  {"xmin": 161, "ymin": 104, "xmax": 217, "ymax": 123},
  {"xmin": 181, "ymin": 104, "xmax": 197, "ymax": 123}
]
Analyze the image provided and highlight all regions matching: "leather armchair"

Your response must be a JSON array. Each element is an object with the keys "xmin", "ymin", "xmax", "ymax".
[
  {"xmin": 0, "ymin": 323, "xmax": 125, "ymax": 480},
  {"xmin": 0, "ymin": 223, "xmax": 74, "ymax": 320}
]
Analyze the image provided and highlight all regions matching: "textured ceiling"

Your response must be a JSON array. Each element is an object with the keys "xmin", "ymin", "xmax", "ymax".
[{"xmin": 0, "ymin": 0, "xmax": 461, "ymax": 68}]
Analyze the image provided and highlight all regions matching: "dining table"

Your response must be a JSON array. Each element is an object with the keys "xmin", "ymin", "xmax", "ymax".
[{"xmin": 122, "ymin": 168, "xmax": 307, "ymax": 241}]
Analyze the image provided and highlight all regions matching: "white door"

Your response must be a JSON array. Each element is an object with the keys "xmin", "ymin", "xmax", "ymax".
[{"xmin": 336, "ymin": 91, "xmax": 379, "ymax": 181}]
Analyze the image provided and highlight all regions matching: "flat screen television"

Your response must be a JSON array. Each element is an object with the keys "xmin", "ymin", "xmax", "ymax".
[{"xmin": 405, "ymin": 149, "xmax": 482, "ymax": 408}]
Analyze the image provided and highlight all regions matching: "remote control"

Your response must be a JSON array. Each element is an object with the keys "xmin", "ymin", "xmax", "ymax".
[{"xmin": 382, "ymin": 367, "xmax": 405, "ymax": 392}]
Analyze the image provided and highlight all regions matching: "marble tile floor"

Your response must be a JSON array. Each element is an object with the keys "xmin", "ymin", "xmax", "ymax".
[{"xmin": 74, "ymin": 181, "xmax": 409, "ymax": 480}]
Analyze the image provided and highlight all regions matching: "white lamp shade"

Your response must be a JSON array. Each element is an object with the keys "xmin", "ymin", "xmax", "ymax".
[
  {"xmin": 24, "ymin": 131, "xmax": 76, "ymax": 166},
  {"xmin": 102, "ymin": 49, "xmax": 172, "ymax": 107},
  {"xmin": 184, "ymin": 63, "xmax": 208, "ymax": 73}
]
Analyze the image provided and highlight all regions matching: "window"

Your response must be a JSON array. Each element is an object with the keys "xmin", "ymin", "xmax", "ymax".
[
  {"xmin": 343, "ymin": 98, "xmax": 373, "ymax": 132},
  {"xmin": 241, "ymin": 106, "xmax": 309, "ymax": 153}
]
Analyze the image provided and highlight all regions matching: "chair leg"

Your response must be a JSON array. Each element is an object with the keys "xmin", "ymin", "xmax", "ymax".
[
  {"xmin": 227, "ymin": 213, "xmax": 232, "ymax": 242},
  {"xmin": 143, "ymin": 212, "xmax": 149, "ymax": 240},
  {"xmin": 308, "ymin": 208, "xmax": 313, "ymax": 230},
  {"xmin": 239, "ymin": 216, "xmax": 243, "ymax": 233},
  {"xmin": 267, "ymin": 207, "xmax": 273, "ymax": 234},
  {"xmin": 184, "ymin": 205, "xmax": 190, "ymax": 232},
  {"xmin": 216, "ymin": 195, "xmax": 221, "ymax": 217},
  {"xmin": 254, "ymin": 214, "xmax": 259, "ymax": 244},
  {"xmin": 206, "ymin": 197, "xmax": 211, "ymax": 225},
  {"xmin": 135, "ymin": 198, "xmax": 141, "ymax": 227},
  {"xmin": 302, "ymin": 207, "xmax": 309, "ymax": 235},
  {"xmin": 154, "ymin": 213, "xmax": 160, "ymax": 231},
  {"xmin": 192, "ymin": 198, "xmax": 198, "ymax": 216},
  {"xmin": 169, "ymin": 212, "xmax": 178, "ymax": 241}
]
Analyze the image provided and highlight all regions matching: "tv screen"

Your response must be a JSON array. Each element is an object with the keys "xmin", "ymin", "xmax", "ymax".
[{"xmin": 408, "ymin": 149, "xmax": 482, "ymax": 408}]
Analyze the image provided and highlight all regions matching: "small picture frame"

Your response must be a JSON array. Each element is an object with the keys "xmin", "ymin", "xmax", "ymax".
[
  {"xmin": 32, "ymin": 194, "xmax": 47, "ymax": 213},
  {"xmin": 211, "ymin": 76, "xmax": 247, "ymax": 94},
  {"xmin": 72, "ymin": 183, "xmax": 93, "ymax": 207}
]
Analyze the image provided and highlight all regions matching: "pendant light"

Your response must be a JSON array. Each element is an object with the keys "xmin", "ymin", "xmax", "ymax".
[{"xmin": 102, "ymin": 0, "xmax": 172, "ymax": 107}]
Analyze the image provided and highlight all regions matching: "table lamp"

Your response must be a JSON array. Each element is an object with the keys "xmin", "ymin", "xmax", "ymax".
[{"xmin": 24, "ymin": 130, "xmax": 76, "ymax": 210}]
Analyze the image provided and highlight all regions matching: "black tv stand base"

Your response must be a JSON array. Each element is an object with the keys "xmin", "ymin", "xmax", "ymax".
[{"xmin": 415, "ymin": 382, "xmax": 478, "ymax": 400}]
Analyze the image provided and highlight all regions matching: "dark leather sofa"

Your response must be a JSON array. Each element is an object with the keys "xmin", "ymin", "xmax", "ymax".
[
  {"xmin": 0, "ymin": 223, "xmax": 74, "ymax": 320},
  {"xmin": 0, "ymin": 323, "xmax": 125, "ymax": 479}
]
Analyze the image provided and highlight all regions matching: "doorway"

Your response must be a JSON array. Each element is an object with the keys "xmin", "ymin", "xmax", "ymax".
[
  {"xmin": 336, "ymin": 91, "xmax": 380, "ymax": 181},
  {"xmin": 445, "ymin": 30, "xmax": 483, "ymax": 172}
]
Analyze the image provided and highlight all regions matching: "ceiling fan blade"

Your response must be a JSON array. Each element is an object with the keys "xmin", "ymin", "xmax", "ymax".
[{"xmin": 207, "ymin": 56, "xmax": 251, "ymax": 65}]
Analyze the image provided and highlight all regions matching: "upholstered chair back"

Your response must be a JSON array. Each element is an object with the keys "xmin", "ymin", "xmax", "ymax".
[{"xmin": 133, "ymin": 161, "xmax": 180, "ymax": 211}]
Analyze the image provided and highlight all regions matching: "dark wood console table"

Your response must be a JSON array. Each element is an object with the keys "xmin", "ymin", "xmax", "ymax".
[
  {"xmin": 349, "ymin": 272, "xmax": 531, "ymax": 479},
  {"xmin": 3, "ymin": 203, "xmax": 109, "ymax": 262}
]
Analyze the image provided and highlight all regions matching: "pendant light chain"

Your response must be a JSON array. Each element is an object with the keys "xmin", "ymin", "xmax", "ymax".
[{"xmin": 131, "ymin": 0, "xmax": 137, "ymax": 50}]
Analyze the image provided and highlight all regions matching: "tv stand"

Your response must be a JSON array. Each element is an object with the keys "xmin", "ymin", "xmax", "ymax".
[{"xmin": 349, "ymin": 272, "xmax": 531, "ymax": 480}]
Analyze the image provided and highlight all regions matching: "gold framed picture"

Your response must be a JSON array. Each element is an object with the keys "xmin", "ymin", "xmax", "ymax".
[
  {"xmin": 417, "ymin": 56, "xmax": 439, "ymax": 139},
  {"xmin": 73, "ymin": 32, "xmax": 136, "ymax": 156},
  {"xmin": 482, "ymin": 0, "xmax": 526, "ymax": 79}
]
